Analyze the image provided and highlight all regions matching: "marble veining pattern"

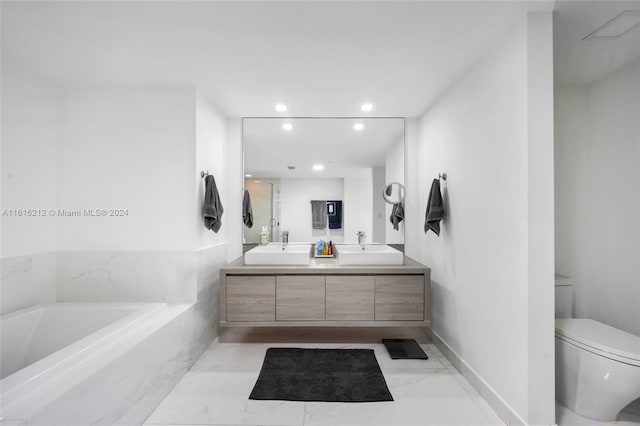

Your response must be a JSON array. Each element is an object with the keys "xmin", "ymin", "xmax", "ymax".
[
  {"xmin": 145, "ymin": 342, "xmax": 506, "ymax": 426},
  {"xmin": 1, "ymin": 252, "xmax": 56, "ymax": 316}
]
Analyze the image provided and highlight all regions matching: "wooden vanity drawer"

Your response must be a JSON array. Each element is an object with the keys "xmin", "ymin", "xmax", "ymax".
[
  {"xmin": 276, "ymin": 275, "xmax": 325, "ymax": 321},
  {"xmin": 326, "ymin": 275, "xmax": 374, "ymax": 320},
  {"xmin": 374, "ymin": 275, "xmax": 424, "ymax": 321},
  {"xmin": 226, "ymin": 275, "xmax": 275, "ymax": 321}
]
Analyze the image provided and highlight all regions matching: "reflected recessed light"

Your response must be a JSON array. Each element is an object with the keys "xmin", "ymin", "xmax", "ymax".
[
  {"xmin": 354, "ymin": 123, "xmax": 364, "ymax": 131},
  {"xmin": 275, "ymin": 103, "xmax": 287, "ymax": 112},
  {"xmin": 282, "ymin": 123, "xmax": 293, "ymax": 131},
  {"xmin": 245, "ymin": 174, "xmax": 252, "ymax": 177},
  {"xmin": 313, "ymin": 164, "xmax": 324, "ymax": 171},
  {"xmin": 361, "ymin": 103, "xmax": 373, "ymax": 112}
]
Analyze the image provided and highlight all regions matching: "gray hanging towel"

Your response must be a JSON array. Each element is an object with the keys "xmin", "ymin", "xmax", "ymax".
[
  {"xmin": 242, "ymin": 189, "xmax": 253, "ymax": 229},
  {"xmin": 203, "ymin": 175, "xmax": 224, "ymax": 233},
  {"xmin": 311, "ymin": 200, "xmax": 327, "ymax": 229},
  {"xmin": 390, "ymin": 202, "xmax": 404, "ymax": 231},
  {"xmin": 327, "ymin": 200, "xmax": 343, "ymax": 229},
  {"xmin": 425, "ymin": 179, "xmax": 445, "ymax": 236}
]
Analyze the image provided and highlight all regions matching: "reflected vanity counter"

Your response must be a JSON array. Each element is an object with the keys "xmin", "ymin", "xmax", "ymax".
[{"xmin": 220, "ymin": 250, "xmax": 430, "ymax": 327}]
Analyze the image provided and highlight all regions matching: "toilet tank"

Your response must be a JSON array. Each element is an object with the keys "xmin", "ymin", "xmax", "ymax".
[{"xmin": 555, "ymin": 274, "xmax": 573, "ymax": 318}]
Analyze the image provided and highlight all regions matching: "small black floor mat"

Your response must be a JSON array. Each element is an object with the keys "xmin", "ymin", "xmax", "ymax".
[
  {"xmin": 249, "ymin": 348, "xmax": 393, "ymax": 402},
  {"xmin": 382, "ymin": 339, "xmax": 429, "ymax": 359}
]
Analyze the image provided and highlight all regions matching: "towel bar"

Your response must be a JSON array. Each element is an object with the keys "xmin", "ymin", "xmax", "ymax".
[{"xmin": 201, "ymin": 170, "xmax": 210, "ymax": 178}]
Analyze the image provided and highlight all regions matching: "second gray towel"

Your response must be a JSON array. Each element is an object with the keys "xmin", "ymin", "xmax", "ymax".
[
  {"xmin": 390, "ymin": 202, "xmax": 404, "ymax": 231},
  {"xmin": 203, "ymin": 175, "xmax": 224, "ymax": 233},
  {"xmin": 311, "ymin": 200, "xmax": 327, "ymax": 229},
  {"xmin": 243, "ymin": 189, "xmax": 253, "ymax": 229},
  {"xmin": 425, "ymin": 179, "xmax": 445, "ymax": 236}
]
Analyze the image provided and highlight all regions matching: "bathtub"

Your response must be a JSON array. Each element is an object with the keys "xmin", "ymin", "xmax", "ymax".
[{"xmin": 0, "ymin": 302, "xmax": 171, "ymax": 423}]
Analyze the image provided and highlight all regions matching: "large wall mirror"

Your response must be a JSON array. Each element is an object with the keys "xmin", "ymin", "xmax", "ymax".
[{"xmin": 243, "ymin": 118, "xmax": 405, "ymax": 246}]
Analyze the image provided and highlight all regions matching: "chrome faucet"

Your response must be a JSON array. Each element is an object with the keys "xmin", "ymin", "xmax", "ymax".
[
  {"xmin": 281, "ymin": 231, "xmax": 289, "ymax": 247},
  {"xmin": 357, "ymin": 231, "xmax": 366, "ymax": 247}
]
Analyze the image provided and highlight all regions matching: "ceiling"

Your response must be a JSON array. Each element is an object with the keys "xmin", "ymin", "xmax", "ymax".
[
  {"xmin": 1, "ymin": 1, "xmax": 554, "ymax": 118},
  {"xmin": 243, "ymin": 118, "xmax": 404, "ymax": 178},
  {"xmin": 554, "ymin": 1, "xmax": 640, "ymax": 85}
]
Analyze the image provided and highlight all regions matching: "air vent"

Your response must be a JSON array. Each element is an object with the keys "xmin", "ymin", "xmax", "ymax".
[{"xmin": 583, "ymin": 10, "xmax": 640, "ymax": 40}]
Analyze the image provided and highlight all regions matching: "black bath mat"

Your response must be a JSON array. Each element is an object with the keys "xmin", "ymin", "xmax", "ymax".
[
  {"xmin": 382, "ymin": 339, "xmax": 429, "ymax": 359},
  {"xmin": 249, "ymin": 348, "xmax": 393, "ymax": 402}
]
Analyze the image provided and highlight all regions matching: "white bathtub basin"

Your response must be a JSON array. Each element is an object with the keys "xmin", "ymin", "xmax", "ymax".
[
  {"xmin": 336, "ymin": 244, "xmax": 404, "ymax": 265},
  {"xmin": 244, "ymin": 244, "xmax": 311, "ymax": 265}
]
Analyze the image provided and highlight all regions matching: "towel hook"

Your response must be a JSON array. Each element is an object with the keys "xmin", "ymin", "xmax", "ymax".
[
  {"xmin": 201, "ymin": 170, "xmax": 210, "ymax": 178},
  {"xmin": 439, "ymin": 173, "xmax": 447, "ymax": 181}
]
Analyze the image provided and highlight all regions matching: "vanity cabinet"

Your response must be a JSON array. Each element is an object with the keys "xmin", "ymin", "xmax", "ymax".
[
  {"xmin": 226, "ymin": 275, "xmax": 275, "ymax": 321},
  {"xmin": 374, "ymin": 275, "xmax": 424, "ymax": 321},
  {"xmin": 276, "ymin": 275, "xmax": 325, "ymax": 320},
  {"xmin": 326, "ymin": 275, "xmax": 374, "ymax": 320},
  {"xmin": 220, "ymin": 257, "xmax": 430, "ymax": 327}
]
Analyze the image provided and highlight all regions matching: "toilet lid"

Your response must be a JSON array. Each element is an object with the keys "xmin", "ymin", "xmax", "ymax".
[{"xmin": 555, "ymin": 319, "xmax": 640, "ymax": 366}]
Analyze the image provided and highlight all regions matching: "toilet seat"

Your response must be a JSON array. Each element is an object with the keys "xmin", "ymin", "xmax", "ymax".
[{"xmin": 555, "ymin": 319, "xmax": 640, "ymax": 367}]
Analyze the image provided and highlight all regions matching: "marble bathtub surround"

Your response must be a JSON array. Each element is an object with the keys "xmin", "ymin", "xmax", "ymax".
[{"xmin": 1, "ymin": 252, "xmax": 56, "ymax": 316}]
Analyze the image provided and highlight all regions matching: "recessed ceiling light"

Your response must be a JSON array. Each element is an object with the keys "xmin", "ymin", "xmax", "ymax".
[
  {"xmin": 245, "ymin": 174, "xmax": 252, "ymax": 177},
  {"xmin": 354, "ymin": 123, "xmax": 364, "ymax": 131},
  {"xmin": 287, "ymin": 166, "xmax": 296, "ymax": 170},
  {"xmin": 282, "ymin": 123, "xmax": 293, "ymax": 131},
  {"xmin": 313, "ymin": 164, "xmax": 324, "ymax": 171},
  {"xmin": 275, "ymin": 103, "xmax": 287, "ymax": 112},
  {"xmin": 361, "ymin": 103, "xmax": 373, "ymax": 112},
  {"xmin": 583, "ymin": 10, "xmax": 640, "ymax": 40}
]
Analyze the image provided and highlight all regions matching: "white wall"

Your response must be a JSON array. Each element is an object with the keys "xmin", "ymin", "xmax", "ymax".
[
  {"xmin": 280, "ymin": 178, "xmax": 344, "ymax": 242},
  {"xmin": 58, "ymin": 88, "xmax": 195, "ymax": 252},
  {"xmin": 226, "ymin": 118, "xmax": 244, "ymax": 262},
  {"xmin": 196, "ymin": 92, "xmax": 228, "ymax": 250},
  {"xmin": 1, "ymin": 59, "xmax": 59, "ymax": 257},
  {"xmin": 385, "ymin": 137, "xmax": 405, "ymax": 244},
  {"xmin": 1, "ymin": 57, "xmax": 59, "ymax": 314},
  {"xmin": 555, "ymin": 60, "xmax": 640, "ymax": 336},
  {"xmin": 372, "ymin": 166, "xmax": 386, "ymax": 243},
  {"xmin": 344, "ymin": 175, "xmax": 373, "ymax": 244},
  {"xmin": 408, "ymin": 14, "xmax": 554, "ymax": 425}
]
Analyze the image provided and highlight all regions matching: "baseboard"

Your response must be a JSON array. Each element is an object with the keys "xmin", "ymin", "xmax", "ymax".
[{"xmin": 431, "ymin": 331, "xmax": 528, "ymax": 426}]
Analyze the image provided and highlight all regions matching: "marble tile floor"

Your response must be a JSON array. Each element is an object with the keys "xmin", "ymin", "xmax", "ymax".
[
  {"xmin": 556, "ymin": 400, "xmax": 640, "ymax": 426},
  {"xmin": 144, "ymin": 339, "xmax": 506, "ymax": 426}
]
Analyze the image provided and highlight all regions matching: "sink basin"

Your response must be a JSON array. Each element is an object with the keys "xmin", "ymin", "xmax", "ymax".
[
  {"xmin": 244, "ymin": 244, "xmax": 311, "ymax": 265},
  {"xmin": 336, "ymin": 244, "xmax": 403, "ymax": 265}
]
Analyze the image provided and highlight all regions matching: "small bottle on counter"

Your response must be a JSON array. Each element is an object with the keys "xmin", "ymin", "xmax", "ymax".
[
  {"xmin": 328, "ymin": 241, "xmax": 333, "ymax": 255},
  {"xmin": 322, "ymin": 241, "xmax": 328, "ymax": 256},
  {"xmin": 260, "ymin": 226, "xmax": 269, "ymax": 245},
  {"xmin": 316, "ymin": 240, "xmax": 323, "ymax": 256}
]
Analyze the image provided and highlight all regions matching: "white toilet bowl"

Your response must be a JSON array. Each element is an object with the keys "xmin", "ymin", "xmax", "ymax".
[{"xmin": 555, "ymin": 318, "xmax": 640, "ymax": 421}]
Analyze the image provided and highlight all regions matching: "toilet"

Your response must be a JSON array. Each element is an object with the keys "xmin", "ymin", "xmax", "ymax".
[{"xmin": 555, "ymin": 275, "xmax": 640, "ymax": 421}]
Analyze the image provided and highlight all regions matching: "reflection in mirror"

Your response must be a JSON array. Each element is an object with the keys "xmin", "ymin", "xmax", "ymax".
[
  {"xmin": 383, "ymin": 182, "xmax": 405, "ymax": 205},
  {"xmin": 243, "ymin": 118, "xmax": 404, "ymax": 246}
]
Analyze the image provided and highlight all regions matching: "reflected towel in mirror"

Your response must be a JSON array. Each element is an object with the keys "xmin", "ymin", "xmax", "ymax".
[
  {"xmin": 390, "ymin": 202, "xmax": 404, "ymax": 230},
  {"xmin": 327, "ymin": 200, "xmax": 342, "ymax": 229},
  {"xmin": 311, "ymin": 200, "xmax": 327, "ymax": 229},
  {"xmin": 243, "ymin": 189, "xmax": 253, "ymax": 229}
]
